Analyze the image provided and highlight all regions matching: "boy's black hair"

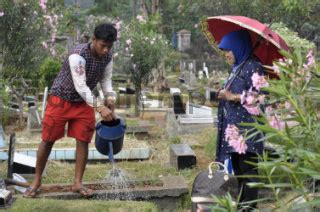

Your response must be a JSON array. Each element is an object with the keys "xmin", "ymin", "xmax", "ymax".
[{"xmin": 94, "ymin": 23, "xmax": 117, "ymax": 42}]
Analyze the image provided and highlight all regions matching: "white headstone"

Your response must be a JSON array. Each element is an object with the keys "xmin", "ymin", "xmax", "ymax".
[
  {"xmin": 41, "ymin": 87, "xmax": 48, "ymax": 119},
  {"xmin": 177, "ymin": 29, "xmax": 191, "ymax": 51},
  {"xmin": 170, "ymin": 88, "xmax": 181, "ymax": 95},
  {"xmin": 0, "ymin": 125, "xmax": 5, "ymax": 148}
]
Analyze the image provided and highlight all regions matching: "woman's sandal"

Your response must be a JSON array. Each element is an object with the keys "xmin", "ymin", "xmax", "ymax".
[{"xmin": 23, "ymin": 187, "xmax": 41, "ymax": 198}]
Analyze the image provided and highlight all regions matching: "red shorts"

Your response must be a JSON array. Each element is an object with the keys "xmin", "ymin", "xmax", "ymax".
[{"xmin": 42, "ymin": 95, "xmax": 95, "ymax": 142}]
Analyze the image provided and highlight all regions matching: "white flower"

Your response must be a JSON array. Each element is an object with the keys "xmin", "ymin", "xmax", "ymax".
[{"xmin": 126, "ymin": 39, "xmax": 132, "ymax": 46}]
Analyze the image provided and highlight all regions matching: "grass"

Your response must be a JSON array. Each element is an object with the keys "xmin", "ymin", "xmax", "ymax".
[
  {"xmin": 0, "ymin": 126, "xmax": 217, "ymax": 211},
  {"xmin": 9, "ymin": 197, "xmax": 157, "ymax": 212}
]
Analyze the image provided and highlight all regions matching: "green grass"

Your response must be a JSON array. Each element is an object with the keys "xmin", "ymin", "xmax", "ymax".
[
  {"xmin": 9, "ymin": 197, "xmax": 158, "ymax": 212},
  {"xmin": 0, "ymin": 126, "xmax": 218, "ymax": 211}
]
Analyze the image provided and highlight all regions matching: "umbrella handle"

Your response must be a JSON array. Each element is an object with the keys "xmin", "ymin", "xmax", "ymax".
[{"xmin": 208, "ymin": 161, "xmax": 229, "ymax": 181}]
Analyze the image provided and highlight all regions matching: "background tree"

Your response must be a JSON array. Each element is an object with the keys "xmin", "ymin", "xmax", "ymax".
[{"xmin": 121, "ymin": 14, "xmax": 170, "ymax": 115}]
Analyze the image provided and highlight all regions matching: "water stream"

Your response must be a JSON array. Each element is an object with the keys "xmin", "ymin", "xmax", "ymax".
[{"xmin": 103, "ymin": 141, "xmax": 134, "ymax": 200}]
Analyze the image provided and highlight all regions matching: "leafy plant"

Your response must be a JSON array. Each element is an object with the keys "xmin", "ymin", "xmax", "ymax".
[
  {"xmin": 39, "ymin": 57, "xmax": 61, "ymax": 89},
  {"xmin": 121, "ymin": 14, "xmax": 170, "ymax": 115}
]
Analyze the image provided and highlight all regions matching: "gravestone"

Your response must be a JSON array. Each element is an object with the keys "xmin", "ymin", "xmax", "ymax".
[
  {"xmin": 12, "ymin": 152, "xmax": 36, "ymax": 176},
  {"xmin": 177, "ymin": 29, "xmax": 191, "ymax": 51},
  {"xmin": 170, "ymin": 144, "xmax": 196, "ymax": 170},
  {"xmin": 172, "ymin": 94, "xmax": 185, "ymax": 116},
  {"xmin": 27, "ymin": 106, "xmax": 42, "ymax": 132},
  {"xmin": 186, "ymin": 102, "xmax": 212, "ymax": 116},
  {"xmin": 0, "ymin": 125, "xmax": 5, "ymax": 148},
  {"xmin": 7, "ymin": 134, "xmax": 15, "ymax": 179},
  {"xmin": 41, "ymin": 86, "xmax": 48, "ymax": 119}
]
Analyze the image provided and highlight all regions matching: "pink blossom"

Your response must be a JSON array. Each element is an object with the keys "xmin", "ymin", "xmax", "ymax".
[
  {"xmin": 269, "ymin": 115, "xmax": 285, "ymax": 131},
  {"xmin": 251, "ymin": 72, "xmax": 269, "ymax": 90},
  {"xmin": 225, "ymin": 124, "xmax": 239, "ymax": 141},
  {"xmin": 0, "ymin": 12, "xmax": 4, "ymax": 17},
  {"xmin": 232, "ymin": 136, "xmax": 248, "ymax": 154},
  {"xmin": 136, "ymin": 15, "xmax": 146, "ymax": 23},
  {"xmin": 272, "ymin": 63, "xmax": 280, "ymax": 74},
  {"xmin": 243, "ymin": 104, "xmax": 260, "ymax": 115},
  {"xmin": 245, "ymin": 94, "xmax": 256, "ymax": 105},
  {"xmin": 303, "ymin": 50, "xmax": 315, "ymax": 69},
  {"xmin": 39, "ymin": 0, "xmax": 47, "ymax": 11},
  {"xmin": 257, "ymin": 95, "xmax": 265, "ymax": 104},
  {"xmin": 194, "ymin": 24, "xmax": 198, "ymax": 28},
  {"xmin": 265, "ymin": 106, "xmax": 273, "ymax": 116},
  {"xmin": 284, "ymin": 101, "xmax": 291, "ymax": 109},
  {"xmin": 225, "ymin": 124, "xmax": 248, "ymax": 154}
]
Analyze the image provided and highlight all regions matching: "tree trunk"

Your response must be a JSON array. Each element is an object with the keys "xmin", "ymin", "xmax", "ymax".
[
  {"xmin": 151, "ymin": 0, "xmax": 160, "ymax": 14},
  {"xmin": 140, "ymin": 0, "xmax": 149, "ymax": 18},
  {"xmin": 17, "ymin": 97, "xmax": 24, "ymax": 128},
  {"xmin": 134, "ymin": 86, "xmax": 141, "ymax": 117},
  {"xmin": 131, "ymin": 0, "xmax": 137, "ymax": 18}
]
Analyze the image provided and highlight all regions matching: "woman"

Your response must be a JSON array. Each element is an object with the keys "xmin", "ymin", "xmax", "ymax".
[{"xmin": 215, "ymin": 29, "xmax": 265, "ymax": 210}]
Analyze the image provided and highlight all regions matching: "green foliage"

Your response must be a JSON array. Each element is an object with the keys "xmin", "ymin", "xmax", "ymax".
[
  {"xmin": 271, "ymin": 22, "xmax": 316, "ymax": 54},
  {"xmin": 0, "ymin": 0, "xmax": 46, "ymax": 79},
  {"xmin": 0, "ymin": 80, "xmax": 10, "ymax": 125},
  {"xmin": 247, "ymin": 50, "xmax": 320, "ymax": 208},
  {"xmin": 120, "ymin": 14, "xmax": 171, "ymax": 115},
  {"xmin": 39, "ymin": 58, "xmax": 62, "ymax": 89}
]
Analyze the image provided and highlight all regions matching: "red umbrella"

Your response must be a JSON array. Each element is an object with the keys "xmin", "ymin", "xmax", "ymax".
[{"xmin": 201, "ymin": 15, "xmax": 289, "ymax": 68}]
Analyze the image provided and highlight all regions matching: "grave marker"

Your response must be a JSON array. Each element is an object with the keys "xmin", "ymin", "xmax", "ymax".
[
  {"xmin": 170, "ymin": 144, "xmax": 196, "ymax": 170},
  {"xmin": 0, "ymin": 125, "xmax": 5, "ymax": 148}
]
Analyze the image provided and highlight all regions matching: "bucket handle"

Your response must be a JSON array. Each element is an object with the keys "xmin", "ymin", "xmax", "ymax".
[{"xmin": 208, "ymin": 161, "xmax": 229, "ymax": 181}]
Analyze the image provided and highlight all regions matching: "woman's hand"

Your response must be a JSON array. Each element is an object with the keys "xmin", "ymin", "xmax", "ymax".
[{"xmin": 218, "ymin": 89, "xmax": 240, "ymax": 102}]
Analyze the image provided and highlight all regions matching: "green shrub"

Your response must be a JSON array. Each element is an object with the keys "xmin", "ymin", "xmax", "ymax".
[{"xmin": 39, "ymin": 57, "xmax": 61, "ymax": 89}]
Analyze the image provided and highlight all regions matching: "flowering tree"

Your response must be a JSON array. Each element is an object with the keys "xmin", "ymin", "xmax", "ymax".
[
  {"xmin": 121, "ymin": 14, "xmax": 170, "ymax": 115},
  {"xmin": 0, "ymin": 0, "xmax": 66, "ymax": 126},
  {"xmin": 212, "ymin": 49, "xmax": 320, "ymax": 210}
]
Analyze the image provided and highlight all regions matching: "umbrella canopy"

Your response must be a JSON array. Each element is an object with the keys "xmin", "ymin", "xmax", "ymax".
[{"xmin": 201, "ymin": 15, "xmax": 289, "ymax": 67}]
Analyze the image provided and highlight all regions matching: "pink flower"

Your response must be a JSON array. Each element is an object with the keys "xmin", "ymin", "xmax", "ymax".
[
  {"xmin": 39, "ymin": 0, "xmax": 47, "ymax": 11},
  {"xmin": 265, "ymin": 106, "xmax": 273, "ymax": 116},
  {"xmin": 284, "ymin": 101, "xmax": 291, "ymax": 109},
  {"xmin": 269, "ymin": 115, "xmax": 285, "ymax": 131},
  {"xmin": 243, "ymin": 104, "xmax": 260, "ymax": 115},
  {"xmin": 225, "ymin": 124, "xmax": 248, "ymax": 154},
  {"xmin": 136, "ymin": 15, "xmax": 146, "ymax": 23},
  {"xmin": 245, "ymin": 94, "xmax": 256, "ymax": 105},
  {"xmin": 272, "ymin": 64, "xmax": 280, "ymax": 74},
  {"xmin": 257, "ymin": 95, "xmax": 265, "ymax": 104},
  {"xmin": 0, "ymin": 12, "xmax": 4, "ymax": 17},
  {"xmin": 251, "ymin": 72, "xmax": 269, "ymax": 90},
  {"xmin": 303, "ymin": 50, "xmax": 315, "ymax": 69}
]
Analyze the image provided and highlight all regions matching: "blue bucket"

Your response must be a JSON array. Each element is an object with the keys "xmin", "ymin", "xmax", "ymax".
[{"xmin": 95, "ymin": 118, "xmax": 126, "ymax": 156}]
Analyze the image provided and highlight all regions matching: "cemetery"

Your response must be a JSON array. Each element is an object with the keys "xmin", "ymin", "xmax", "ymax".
[{"xmin": 0, "ymin": 0, "xmax": 320, "ymax": 211}]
